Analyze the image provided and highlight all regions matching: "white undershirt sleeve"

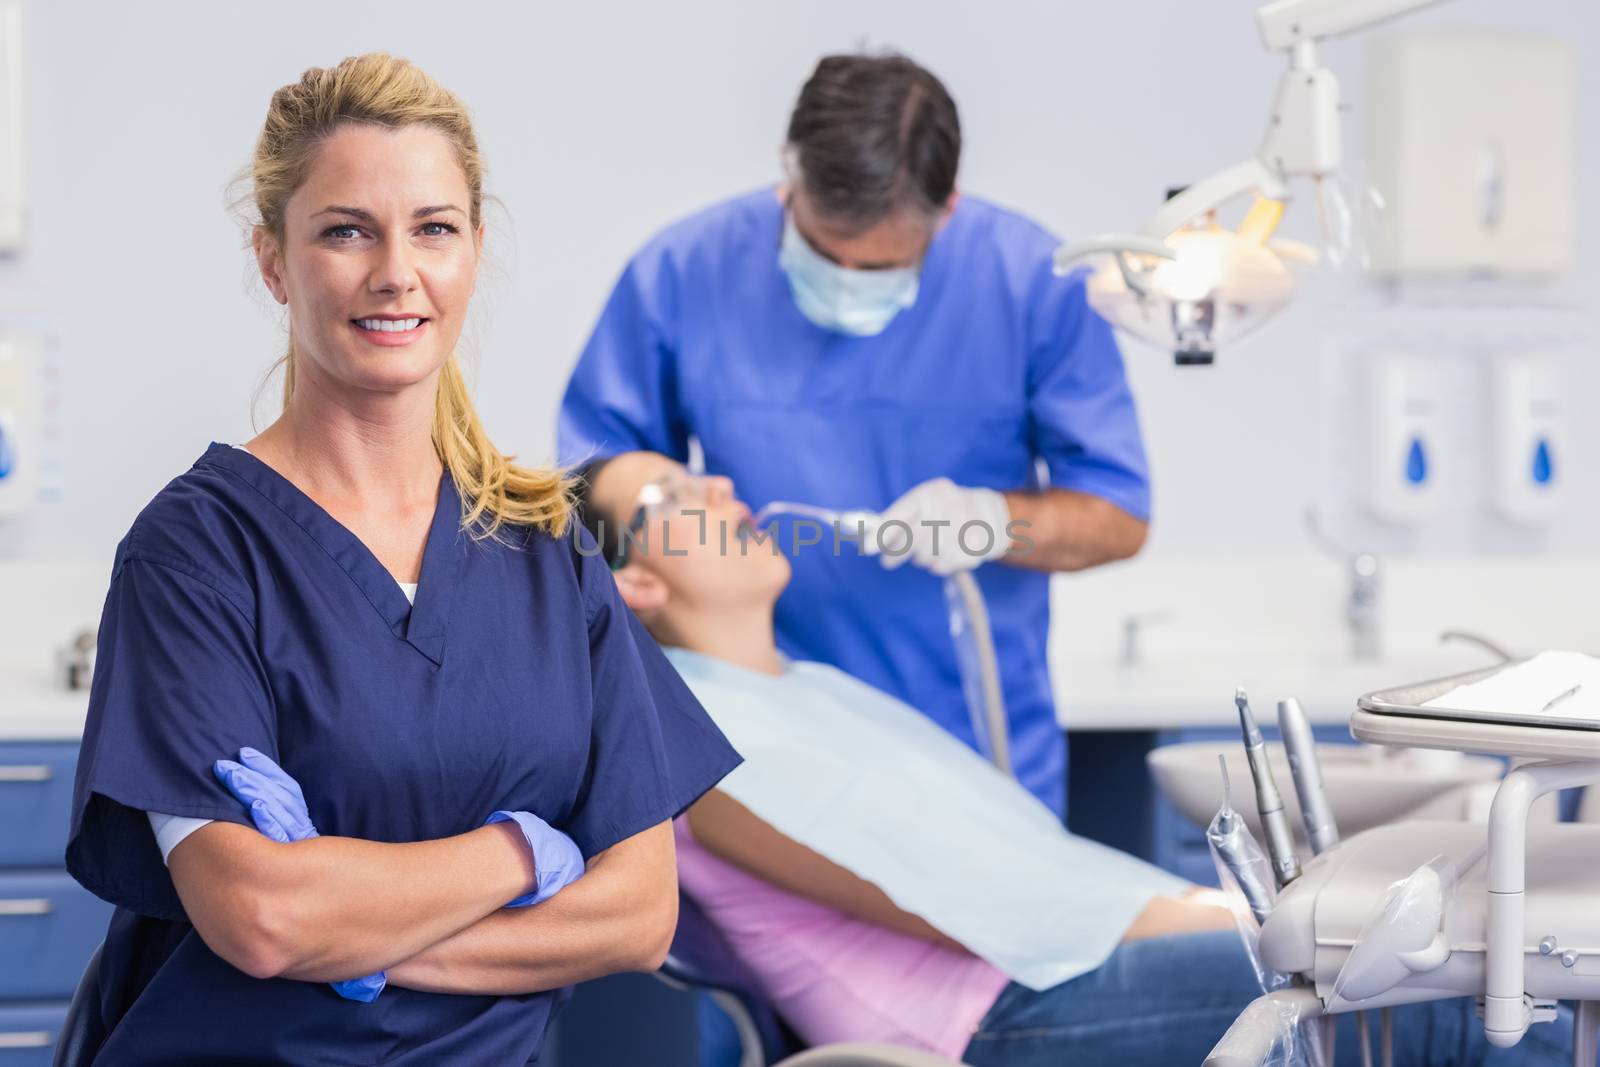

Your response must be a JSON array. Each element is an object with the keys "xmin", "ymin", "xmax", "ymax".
[{"xmin": 147, "ymin": 811, "xmax": 215, "ymax": 865}]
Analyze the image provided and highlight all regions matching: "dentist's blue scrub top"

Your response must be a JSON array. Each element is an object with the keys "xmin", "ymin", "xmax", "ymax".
[
  {"xmin": 66, "ymin": 443, "xmax": 740, "ymax": 1066},
  {"xmin": 559, "ymin": 189, "xmax": 1149, "ymax": 816}
]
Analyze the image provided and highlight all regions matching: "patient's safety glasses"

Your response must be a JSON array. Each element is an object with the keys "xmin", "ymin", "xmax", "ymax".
[
  {"xmin": 630, "ymin": 471, "xmax": 718, "ymax": 520},
  {"xmin": 612, "ymin": 471, "xmax": 727, "ymax": 570}
]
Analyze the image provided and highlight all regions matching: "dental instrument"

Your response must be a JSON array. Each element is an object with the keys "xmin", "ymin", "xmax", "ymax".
[
  {"xmin": 1207, "ymin": 658, "xmax": 1600, "ymax": 1066},
  {"xmin": 751, "ymin": 500, "xmax": 874, "ymax": 533},
  {"xmin": 943, "ymin": 569, "xmax": 1008, "ymax": 771},
  {"xmin": 1544, "ymin": 684, "xmax": 1583, "ymax": 714},
  {"xmin": 1207, "ymin": 755, "xmax": 1278, "ymax": 927},
  {"xmin": 1278, "ymin": 697, "xmax": 1339, "ymax": 855},
  {"xmin": 752, "ymin": 501, "xmax": 1012, "ymax": 775},
  {"xmin": 1236, "ymin": 687, "xmax": 1300, "ymax": 887}
]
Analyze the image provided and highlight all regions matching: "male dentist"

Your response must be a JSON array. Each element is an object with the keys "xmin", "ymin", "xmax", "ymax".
[{"xmin": 559, "ymin": 52, "xmax": 1149, "ymax": 817}]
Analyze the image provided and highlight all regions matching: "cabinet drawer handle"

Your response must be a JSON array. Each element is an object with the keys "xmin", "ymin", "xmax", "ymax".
[
  {"xmin": 0, "ymin": 764, "xmax": 53, "ymax": 782},
  {"xmin": 0, "ymin": 1031, "xmax": 52, "ymax": 1048},
  {"xmin": 0, "ymin": 898, "xmax": 52, "ymax": 916}
]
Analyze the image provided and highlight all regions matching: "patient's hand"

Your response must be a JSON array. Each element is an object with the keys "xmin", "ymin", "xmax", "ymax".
[{"xmin": 1120, "ymin": 887, "xmax": 1236, "ymax": 943}]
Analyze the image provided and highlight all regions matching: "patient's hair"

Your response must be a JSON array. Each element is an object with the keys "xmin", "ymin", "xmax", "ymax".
[
  {"xmin": 785, "ymin": 52, "xmax": 961, "ymax": 231},
  {"xmin": 236, "ymin": 52, "xmax": 573, "ymax": 540},
  {"xmin": 576, "ymin": 460, "xmax": 643, "ymax": 575},
  {"xmin": 571, "ymin": 457, "xmax": 629, "ymax": 567}
]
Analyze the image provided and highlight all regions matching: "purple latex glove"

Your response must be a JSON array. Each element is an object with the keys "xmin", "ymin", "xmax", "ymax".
[
  {"xmin": 212, "ymin": 748, "xmax": 386, "ymax": 1003},
  {"xmin": 484, "ymin": 810, "xmax": 586, "ymax": 907}
]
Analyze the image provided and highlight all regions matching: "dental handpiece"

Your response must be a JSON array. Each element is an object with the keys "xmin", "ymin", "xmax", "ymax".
[
  {"xmin": 1277, "ymin": 697, "xmax": 1339, "ymax": 855},
  {"xmin": 1236, "ymin": 687, "xmax": 1301, "ymax": 887},
  {"xmin": 753, "ymin": 503, "xmax": 882, "ymax": 548},
  {"xmin": 1209, "ymin": 755, "xmax": 1277, "ymax": 925}
]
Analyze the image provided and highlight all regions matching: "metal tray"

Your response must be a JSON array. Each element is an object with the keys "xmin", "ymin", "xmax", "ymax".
[{"xmin": 1359, "ymin": 658, "xmax": 1600, "ymax": 733}]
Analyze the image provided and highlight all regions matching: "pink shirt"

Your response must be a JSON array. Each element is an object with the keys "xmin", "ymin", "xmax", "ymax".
[{"xmin": 674, "ymin": 819, "xmax": 1010, "ymax": 1059}]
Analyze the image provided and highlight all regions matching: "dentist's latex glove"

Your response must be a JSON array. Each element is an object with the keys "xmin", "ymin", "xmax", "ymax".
[
  {"xmin": 872, "ymin": 478, "xmax": 1012, "ymax": 576},
  {"xmin": 212, "ymin": 748, "xmax": 387, "ymax": 1004},
  {"xmin": 484, "ymin": 810, "xmax": 586, "ymax": 907}
]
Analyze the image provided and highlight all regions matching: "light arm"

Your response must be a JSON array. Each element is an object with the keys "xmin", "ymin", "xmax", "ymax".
[
  {"xmin": 1054, "ymin": 158, "xmax": 1290, "ymax": 296},
  {"xmin": 1057, "ymin": 0, "xmax": 1448, "ymax": 291},
  {"xmin": 1139, "ymin": 159, "xmax": 1290, "ymax": 242},
  {"xmin": 1257, "ymin": 0, "xmax": 1448, "ymax": 50}
]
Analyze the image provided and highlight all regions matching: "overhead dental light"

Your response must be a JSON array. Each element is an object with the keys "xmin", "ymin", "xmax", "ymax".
[{"xmin": 1055, "ymin": 0, "xmax": 1447, "ymax": 365}]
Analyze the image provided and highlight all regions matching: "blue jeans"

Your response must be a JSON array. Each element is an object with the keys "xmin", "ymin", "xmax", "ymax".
[{"xmin": 962, "ymin": 931, "xmax": 1576, "ymax": 1067}]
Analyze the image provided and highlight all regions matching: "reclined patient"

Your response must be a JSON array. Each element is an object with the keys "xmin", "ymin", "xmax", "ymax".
[{"xmin": 579, "ymin": 451, "xmax": 1572, "ymax": 1067}]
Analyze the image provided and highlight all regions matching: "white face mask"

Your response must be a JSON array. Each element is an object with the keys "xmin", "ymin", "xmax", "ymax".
[{"xmin": 777, "ymin": 214, "xmax": 921, "ymax": 337}]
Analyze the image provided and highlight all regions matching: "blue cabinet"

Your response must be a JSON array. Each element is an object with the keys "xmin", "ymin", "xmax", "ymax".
[
  {"xmin": 0, "ymin": 742, "xmax": 112, "ymax": 1061},
  {"xmin": 0, "ymin": 1004, "xmax": 68, "ymax": 1067},
  {"xmin": 0, "ymin": 745, "xmax": 80, "ymax": 868},
  {"xmin": 0, "ymin": 873, "xmax": 109, "ymax": 1001}
]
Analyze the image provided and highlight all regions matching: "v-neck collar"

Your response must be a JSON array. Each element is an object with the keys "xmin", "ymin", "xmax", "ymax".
[{"xmin": 199, "ymin": 442, "xmax": 464, "ymax": 666}]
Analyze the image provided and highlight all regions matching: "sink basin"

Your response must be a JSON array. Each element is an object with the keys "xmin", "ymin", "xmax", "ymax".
[{"xmin": 1148, "ymin": 741, "xmax": 1511, "ymax": 847}]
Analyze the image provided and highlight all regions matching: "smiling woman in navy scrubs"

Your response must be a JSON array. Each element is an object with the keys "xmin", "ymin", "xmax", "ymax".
[{"xmin": 64, "ymin": 53, "xmax": 739, "ymax": 1065}]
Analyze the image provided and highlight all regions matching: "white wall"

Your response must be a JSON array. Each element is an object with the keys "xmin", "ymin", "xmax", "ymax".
[{"xmin": 0, "ymin": 0, "xmax": 1595, "ymax": 564}]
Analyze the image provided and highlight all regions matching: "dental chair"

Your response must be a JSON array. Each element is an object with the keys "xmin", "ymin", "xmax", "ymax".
[
  {"xmin": 1205, "ymin": 665, "xmax": 1600, "ymax": 1067},
  {"xmin": 658, "ymin": 892, "xmax": 965, "ymax": 1067}
]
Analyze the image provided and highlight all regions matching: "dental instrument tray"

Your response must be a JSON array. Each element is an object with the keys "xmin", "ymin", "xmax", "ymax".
[{"xmin": 1353, "ymin": 659, "xmax": 1600, "ymax": 762}]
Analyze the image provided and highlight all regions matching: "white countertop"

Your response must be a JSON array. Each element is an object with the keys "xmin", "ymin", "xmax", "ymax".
[
  {"xmin": 1, "ymin": 561, "xmax": 103, "ymax": 741},
  {"xmin": 1051, "ymin": 650, "xmax": 1491, "ymax": 731},
  {"xmin": 1049, "ymin": 552, "xmax": 1600, "ymax": 731},
  {"xmin": 0, "ymin": 677, "xmax": 88, "ymax": 740}
]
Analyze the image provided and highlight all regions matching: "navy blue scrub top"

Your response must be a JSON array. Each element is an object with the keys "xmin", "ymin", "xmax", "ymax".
[{"xmin": 66, "ymin": 443, "xmax": 741, "ymax": 1066}]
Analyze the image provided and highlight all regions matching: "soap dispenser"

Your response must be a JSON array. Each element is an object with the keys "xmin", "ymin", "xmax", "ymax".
[
  {"xmin": 1491, "ymin": 354, "xmax": 1564, "ymax": 525},
  {"xmin": 0, "ymin": 336, "xmax": 34, "ymax": 518},
  {"xmin": 1366, "ymin": 353, "xmax": 1441, "ymax": 526}
]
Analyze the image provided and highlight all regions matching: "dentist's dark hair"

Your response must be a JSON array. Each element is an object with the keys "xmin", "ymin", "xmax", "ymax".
[{"xmin": 785, "ymin": 52, "xmax": 961, "ymax": 231}]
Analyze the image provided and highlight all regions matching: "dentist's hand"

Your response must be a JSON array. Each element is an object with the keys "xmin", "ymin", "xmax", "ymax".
[
  {"xmin": 212, "ymin": 748, "xmax": 387, "ymax": 1004},
  {"xmin": 872, "ymin": 478, "xmax": 1013, "ymax": 576},
  {"xmin": 484, "ymin": 810, "xmax": 586, "ymax": 907}
]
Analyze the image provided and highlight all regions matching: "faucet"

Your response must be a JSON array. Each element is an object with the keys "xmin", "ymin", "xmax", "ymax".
[
  {"xmin": 1347, "ymin": 552, "xmax": 1382, "ymax": 661},
  {"xmin": 1306, "ymin": 511, "xmax": 1382, "ymax": 661},
  {"xmin": 56, "ymin": 627, "xmax": 98, "ymax": 690},
  {"xmin": 1120, "ymin": 612, "xmax": 1170, "ymax": 667},
  {"xmin": 1439, "ymin": 630, "xmax": 1517, "ymax": 665}
]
